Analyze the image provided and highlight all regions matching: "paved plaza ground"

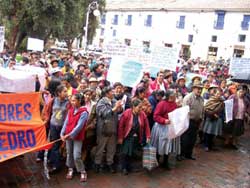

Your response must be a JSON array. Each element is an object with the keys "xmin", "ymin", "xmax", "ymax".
[{"xmin": 1, "ymin": 126, "xmax": 250, "ymax": 188}]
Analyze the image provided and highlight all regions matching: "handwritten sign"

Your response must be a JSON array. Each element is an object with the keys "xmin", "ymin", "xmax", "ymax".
[
  {"xmin": 0, "ymin": 26, "xmax": 4, "ymax": 52},
  {"xmin": 229, "ymin": 58, "xmax": 250, "ymax": 76},
  {"xmin": 151, "ymin": 46, "xmax": 178, "ymax": 71}
]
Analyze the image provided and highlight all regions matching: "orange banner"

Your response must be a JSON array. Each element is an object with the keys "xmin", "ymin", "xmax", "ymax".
[{"xmin": 0, "ymin": 92, "xmax": 48, "ymax": 162}]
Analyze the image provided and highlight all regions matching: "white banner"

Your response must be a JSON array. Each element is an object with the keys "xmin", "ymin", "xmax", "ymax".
[
  {"xmin": 224, "ymin": 99, "xmax": 234, "ymax": 123},
  {"xmin": 27, "ymin": 37, "xmax": 44, "ymax": 52},
  {"xmin": 0, "ymin": 67, "xmax": 46, "ymax": 92},
  {"xmin": 0, "ymin": 26, "xmax": 4, "ymax": 52},
  {"xmin": 168, "ymin": 106, "xmax": 190, "ymax": 139},
  {"xmin": 229, "ymin": 58, "xmax": 250, "ymax": 76},
  {"xmin": 104, "ymin": 41, "xmax": 178, "ymax": 77}
]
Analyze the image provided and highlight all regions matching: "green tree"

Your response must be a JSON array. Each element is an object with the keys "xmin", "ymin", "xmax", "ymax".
[
  {"xmin": 0, "ymin": 0, "xmax": 65, "ymax": 53},
  {"xmin": 54, "ymin": 0, "xmax": 105, "ymax": 52},
  {"xmin": 0, "ymin": 0, "xmax": 105, "ymax": 53}
]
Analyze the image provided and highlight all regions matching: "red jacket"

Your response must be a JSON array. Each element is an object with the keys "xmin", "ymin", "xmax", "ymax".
[
  {"xmin": 65, "ymin": 107, "xmax": 88, "ymax": 140},
  {"xmin": 149, "ymin": 80, "xmax": 168, "ymax": 91},
  {"xmin": 118, "ymin": 109, "xmax": 151, "ymax": 143},
  {"xmin": 154, "ymin": 100, "xmax": 177, "ymax": 125}
]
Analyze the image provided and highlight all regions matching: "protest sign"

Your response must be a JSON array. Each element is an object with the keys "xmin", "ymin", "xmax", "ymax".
[
  {"xmin": 0, "ymin": 93, "xmax": 47, "ymax": 162},
  {"xmin": 104, "ymin": 41, "xmax": 178, "ymax": 78},
  {"xmin": 224, "ymin": 99, "xmax": 233, "ymax": 123},
  {"xmin": 27, "ymin": 37, "xmax": 44, "ymax": 52},
  {"xmin": 0, "ymin": 67, "xmax": 45, "ymax": 93},
  {"xmin": 168, "ymin": 106, "xmax": 190, "ymax": 139},
  {"xmin": 107, "ymin": 56, "xmax": 143, "ymax": 88},
  {"xmin": 151, "ymin": 46, "xmax": 178, "ymax": 71},
  {"xmin": 0, "ymin": 26, "xmax": 4, "ymax": 52},
  {"xmin": 229, "ymin": 58, "xmax": 250, "ymax": 76},
  {"xmin": 103, "ymin": 40, "xmax": 127, "ymax": 57}
]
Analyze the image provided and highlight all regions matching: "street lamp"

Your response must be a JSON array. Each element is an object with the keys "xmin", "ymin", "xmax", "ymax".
[{"xmin": 83, "ymin": 1, "xmax": 100, "ymax": 52}]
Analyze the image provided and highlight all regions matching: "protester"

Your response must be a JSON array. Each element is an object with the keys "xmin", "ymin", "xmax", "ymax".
[
  {"xmin": 133, "ymin": 87, "xmax": 152, "ymax": 116},
  {"xmin": 150, "ymin": 71, "xmax": 168, "ymax": 92},
  {"xmin": 224, "ymin": 86, "xmax": 249, "ymax": 149},
  {"xmin": 148, "ymin": 90, "xmax": 165, "ymax": 129},
  {"xmin": 203, "ymin": 89, "xmax": 225, "ymax": 151},
  {"xmin": 151, "ymin": 89, "xmax": 180, "ymax": 169},
  {"xmin": 60, "ymin": 94, "xmax": 89, "ymax": 182},
  {"xmin": 94, "ymin": 86, "xmax": 122, "ymax": 173},
  {"xmin": 48, "ymin": 85, "xmax": 69, "ymax": 173},
  {"xmin": 118, "ymin": 99, "xmax": 151, "ymax": 175},
  {"xmin": 181, "ymin": 81, "xmax": 204, "ymax": 160}
]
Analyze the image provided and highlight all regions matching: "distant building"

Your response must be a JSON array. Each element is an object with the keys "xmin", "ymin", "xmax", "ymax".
[{"xmin": 93, "ymin": 0, "xmax": 250, "ymax": 61}]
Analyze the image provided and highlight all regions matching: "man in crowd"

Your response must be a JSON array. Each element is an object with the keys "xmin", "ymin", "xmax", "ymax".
[{"xmin": 181, "ymin": 81, "xmax": 204, "ymax": 160}]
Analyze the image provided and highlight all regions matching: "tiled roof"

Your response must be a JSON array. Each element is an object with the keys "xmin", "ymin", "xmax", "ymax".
[{"xmin": 106, "ymin": 0, "xmax": 250, "ymax": 12}]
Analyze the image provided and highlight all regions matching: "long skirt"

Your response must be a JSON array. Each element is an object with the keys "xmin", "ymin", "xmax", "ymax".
[
  {"xmin": 151, "ymin": 123, "xmax": 181, "ymax": 156},
  {"xmin": 203, "ymin": 117, "xmax": 223, "ymax": 136},
  {"xmin": 223, "ymin": 119, "xmax": 244, "ymax": 137}
]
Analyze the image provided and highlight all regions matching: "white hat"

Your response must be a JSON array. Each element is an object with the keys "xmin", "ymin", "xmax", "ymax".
[{"xmin": 50, "ymin": 67, "xmax": 61, "ymax": 74}]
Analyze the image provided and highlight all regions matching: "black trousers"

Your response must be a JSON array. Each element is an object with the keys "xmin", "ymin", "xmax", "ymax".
[
  {"xmin": 203, "ymin": 133, "xmax": 215, "ymax": 149},
  {"xmin": 181, "ymin": 120, "xmax": 200, "ymax": 157}
]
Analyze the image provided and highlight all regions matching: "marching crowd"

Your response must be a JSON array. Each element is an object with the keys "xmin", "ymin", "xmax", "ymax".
[{"xmin": 0, "ymin": 49, "xmax": 249, "ymax": 182}]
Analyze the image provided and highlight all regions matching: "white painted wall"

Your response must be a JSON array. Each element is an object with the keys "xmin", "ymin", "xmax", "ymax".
[{"xmin": 93, "ymin": 10, "xmax": 250, "ymax": 60}]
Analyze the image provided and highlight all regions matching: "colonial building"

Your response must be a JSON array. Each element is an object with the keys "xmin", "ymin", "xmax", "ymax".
[{"xmin": 93, "ymin": 0, "xmax": 250, "ymax": 61}]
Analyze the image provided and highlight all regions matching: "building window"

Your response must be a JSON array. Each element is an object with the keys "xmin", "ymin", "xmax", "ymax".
[
  {"xmin": 143, "ymin": 41, "xmax": 150, "ymax": 53},
  {"xmin": 208, "ymin": 47, "xmax": 218, "ymax": 57},
  {"xmin": 238, "ymin": 34, "xmax": 246, "ymax": 42},
  {"xmin": 125, "ymin": 15, "xmax": 132, "ymax": 26},
  {"xmin": 164, "ymin": 43, "xmax": 173, "ymax": 48},
  {"xmin": 211, "ymin": 35, "xmax": 217, "ymax": 42},
  {"xmin": 176, "ymin": 16, "xmax": 185, "ymax": 29},
  {"xmin": 214, "ymin": 11, "xmax": 225, "ymax": 30},
  {"xmin": 241, "ymin": 15, "xmax": 250, "ymax": 30},
  {"xmin": 125, "ymin": 39, "xmax": 131, "ymax": 46},
  {"xmin": 113, "ymin": 30, "xmax": 117, "ymax": 37},
  {"xmin": 112, "ymin": 15, "xmax": 118, "ymax": 25},
  {"xmin": 101, "ymin": 15, "xmax": 106, "ymax": 25},
  {"xmin": 188, "ymin": 35, "xmax": 193, "ymax": 43},
  {"xmin": 145, "ymin": 15, "xmax": 152, "ymax": 27},
  {"xmin": 101, "ymin": 28, "xmax": 105, "ymax": 36}
]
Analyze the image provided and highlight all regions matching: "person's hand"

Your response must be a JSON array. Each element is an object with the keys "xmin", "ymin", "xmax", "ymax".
[
  {"xmin": 118, "ymin": 139, "xmax": 123, "ymax": 145},
  {"xmin": 61, "ymin": 134, "xmax": 70, "ymax": 142},
  {"xmin": 165, "ymin": 119, "xmax": 171, "ymax": 125},
  {"xmin": 113, "ymin": 100, "xmax": 122, "ymax": 112},
  {"xmin": 146, "ymin": 138, "xmax": 150, "ymax": 144}
]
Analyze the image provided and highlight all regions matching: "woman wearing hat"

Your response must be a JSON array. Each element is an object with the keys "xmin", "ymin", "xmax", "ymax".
[
  {"xmin": 203, "ymin": 89, "xmax": 224, "ymax": 151},
  {"xmin": 176, "ymin": 77, "xmax": 188, "ymax": 97},
  {"xmin": 224, "ymin": 86, "xmax": 249, "ymax": 149}
]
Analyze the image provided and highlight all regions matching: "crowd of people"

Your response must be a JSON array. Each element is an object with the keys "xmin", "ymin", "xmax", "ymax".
[{"xmin": 0, "ymin": 49, "xmax": 249, "ymax": 182}]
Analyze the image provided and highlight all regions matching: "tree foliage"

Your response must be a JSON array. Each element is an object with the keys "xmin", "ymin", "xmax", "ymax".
[{"xmin": 0, "ymin": 0, "xmax": 105, "ymax": 52}]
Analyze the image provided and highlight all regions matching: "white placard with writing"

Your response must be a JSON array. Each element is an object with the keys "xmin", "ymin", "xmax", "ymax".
[
  {"xmin": 0, "ymin": 26, "xmax": 5, "ymax": 52},
  {"xmin": 229, "ymin": 58, "xmax": 250, "ymax": 76}
]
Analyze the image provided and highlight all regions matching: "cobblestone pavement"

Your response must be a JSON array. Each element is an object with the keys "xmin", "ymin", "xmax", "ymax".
[{"xmin": 0, "ymin": 126, "xmax": 249, "ymax": 188}]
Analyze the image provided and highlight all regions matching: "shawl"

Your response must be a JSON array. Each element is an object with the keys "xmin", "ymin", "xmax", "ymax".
[{"xmin": 204, "ymin": 96, "xmax": 224, "ymax": 114}]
